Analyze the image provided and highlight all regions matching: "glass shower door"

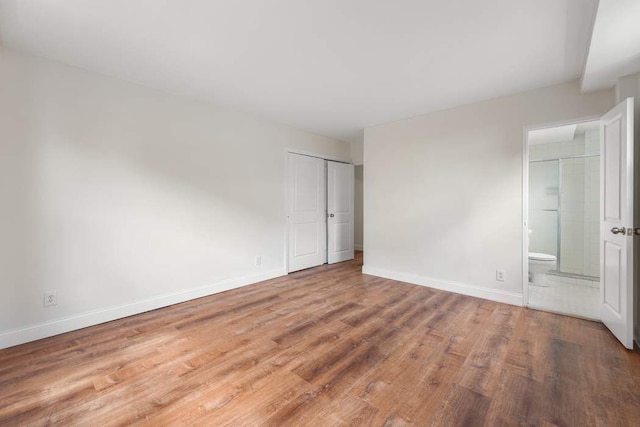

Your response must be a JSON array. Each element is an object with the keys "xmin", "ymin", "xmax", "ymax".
[{"xmin": 528, "ymin": 159, "xmax": 559, "ymax": 262}]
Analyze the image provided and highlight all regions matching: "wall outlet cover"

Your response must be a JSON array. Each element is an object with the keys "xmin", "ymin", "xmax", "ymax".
[{"xmin": 44, "ymin": 291, "xmax": 58, "ymax": 307}]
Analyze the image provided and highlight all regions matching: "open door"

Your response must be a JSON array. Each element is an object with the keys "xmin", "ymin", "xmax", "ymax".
[
  {"xmin": 600, "ymin": 97, "xmax": 635, "ymax": 349},
  {"xmin": 288, "ymin": 153, "xmax": 327, "ymax": 272},
  {"xmin": 327, "ymin": 161, "xmax": 355, "ymax": 264}
]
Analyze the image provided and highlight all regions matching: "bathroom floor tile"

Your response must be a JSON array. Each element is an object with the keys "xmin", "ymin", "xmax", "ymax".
[{"xmin": 528, "ymin": 277, "xmax": 599, "ymax": 319}]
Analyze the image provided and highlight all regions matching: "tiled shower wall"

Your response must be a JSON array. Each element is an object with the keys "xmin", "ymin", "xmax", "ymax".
[{"xmin": 529, "ymin": 129, "xmax": 600, "ymax": 278}]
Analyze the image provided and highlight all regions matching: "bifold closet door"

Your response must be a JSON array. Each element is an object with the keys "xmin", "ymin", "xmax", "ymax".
[
  {"xmin": 287, "ymin": 153, "xmax": 326, "ymax": 272},
  {"xmin": 327, "ymin": 161, "xmax": 355, "ymax": 264}
]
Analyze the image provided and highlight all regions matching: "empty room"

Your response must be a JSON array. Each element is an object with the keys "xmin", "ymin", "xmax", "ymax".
[{"xmin": 1, "ymin": 0, "xmax": 640, "ymax": 425}]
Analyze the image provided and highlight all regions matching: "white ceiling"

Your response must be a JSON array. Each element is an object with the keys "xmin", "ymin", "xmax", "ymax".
[
  {"xmin": 0, "ymin": 0, "xmax": 599, "ymax": 143},
  {"xmin": 582, "ymin": 0, "xmax": 640, "ymax": 91}
]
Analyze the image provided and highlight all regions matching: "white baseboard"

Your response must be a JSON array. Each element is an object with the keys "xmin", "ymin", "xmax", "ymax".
[
  {"xmin": 354, "ymin": 244, "xmax": 364, "ymax": 251},
  {"xmin": 0, "ymin": 268, "xmax": 286, "ymax": 350},
  {"xmin": 362, "ymin": 265, "xmax": 523, "ymax": 307}
]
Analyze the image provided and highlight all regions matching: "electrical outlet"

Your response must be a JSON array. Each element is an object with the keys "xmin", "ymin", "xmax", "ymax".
[
  {"xmin": 255, "ymin": 256, "xmax": 262, "ymax": 267},
  {"xmin": 496, "ymin": 269, "xmax": 505, "ymax": 282},
  {"xmin": 43, "ymin": 291, "xmax": 58, "ymax": 307}
]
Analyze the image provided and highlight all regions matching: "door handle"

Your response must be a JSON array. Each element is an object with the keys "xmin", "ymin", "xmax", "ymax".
[
  {"xmin": 329, "ymin": 213, "xmax": 335, "ymax": 217},
  {"xmin": 611, "ymin": 227, "xmax": 626, "ymax": 235}
]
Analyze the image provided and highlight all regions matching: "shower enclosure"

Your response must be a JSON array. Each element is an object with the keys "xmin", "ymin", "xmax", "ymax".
[{"xmin": 528, "ymin": 153, "xmax": 600, "ymax": 279}]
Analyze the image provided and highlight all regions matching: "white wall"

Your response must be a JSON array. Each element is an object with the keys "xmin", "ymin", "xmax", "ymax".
[
  {"xmin": 350, "ymin": 139, "xmax": 364, "ymax": 165},
  {"xmin": 0, "ymin": 48, "xmax": 349, "ymax": 348},
  {"xmin": 363, "ymin": 80, "xmax": 613, "ymax": 305}
]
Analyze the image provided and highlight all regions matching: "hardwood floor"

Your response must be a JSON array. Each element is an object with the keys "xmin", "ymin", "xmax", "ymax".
[{"xmin": 1, "ymin": 252, "xmax": 639, "ymax": 426}]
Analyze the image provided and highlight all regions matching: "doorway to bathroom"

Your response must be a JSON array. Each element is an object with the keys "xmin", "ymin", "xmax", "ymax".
[
  {"xmin": 523, "ymin": 98, "xmax": 635, "ymax": 349},
  {"xmin": 525, "ymin": 119, "xmax": 601, "ymax": 319}
]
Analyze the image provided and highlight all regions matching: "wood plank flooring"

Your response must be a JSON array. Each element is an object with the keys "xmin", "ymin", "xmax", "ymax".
[{"xmin": 1, "ymin": 252, "xmax": 639, "ymax": 426}]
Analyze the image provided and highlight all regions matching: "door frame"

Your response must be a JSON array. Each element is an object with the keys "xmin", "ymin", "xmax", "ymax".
[
  {"xmin": 600, "ymin": 98, "xmax": 635, "ymax": 349},
  {"xmin": 521, "ymin": 115, "xmax": 602, "ymax": 308},
  {"xmin": 284, "ymin": 148, "xmax": 352, "ymax": 273}
]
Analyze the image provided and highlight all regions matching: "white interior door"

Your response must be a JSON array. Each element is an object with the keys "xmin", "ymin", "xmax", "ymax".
[
  {"xmin": 600, "ymin": 97, "xmax": 634, "ymax": 349},
  {"xmin": 327, "ymin": 161, "xmax": 354, "ymax": 264},
  {"xmin": 288, "ymin": 153, "xmax": 326, "ymax": 272}
]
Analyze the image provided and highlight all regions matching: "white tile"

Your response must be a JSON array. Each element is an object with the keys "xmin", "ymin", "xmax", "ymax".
[
  {"xmin": 572, "ymin": 157, "xmax": 585, "ymax": 168},
  {"xmin": 560, "ymin": 141, "xmax": 573, "ymax": 156},
  {"xmin": 528, "ymin": 276, "xmax": 599, "ymax": 319}
]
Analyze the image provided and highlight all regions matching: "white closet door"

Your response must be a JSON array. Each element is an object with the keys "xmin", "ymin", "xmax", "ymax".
[
  {"xmin": 288, "ymin": 153, "xmax": 326, "ymax": 272},
  {"xmin": 327, "ymin": 161, "xmax": 354, "ymax": 264},
  {"xmin": 600, "ymin": 97, "xmax": 634, "ymax": 349}
]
